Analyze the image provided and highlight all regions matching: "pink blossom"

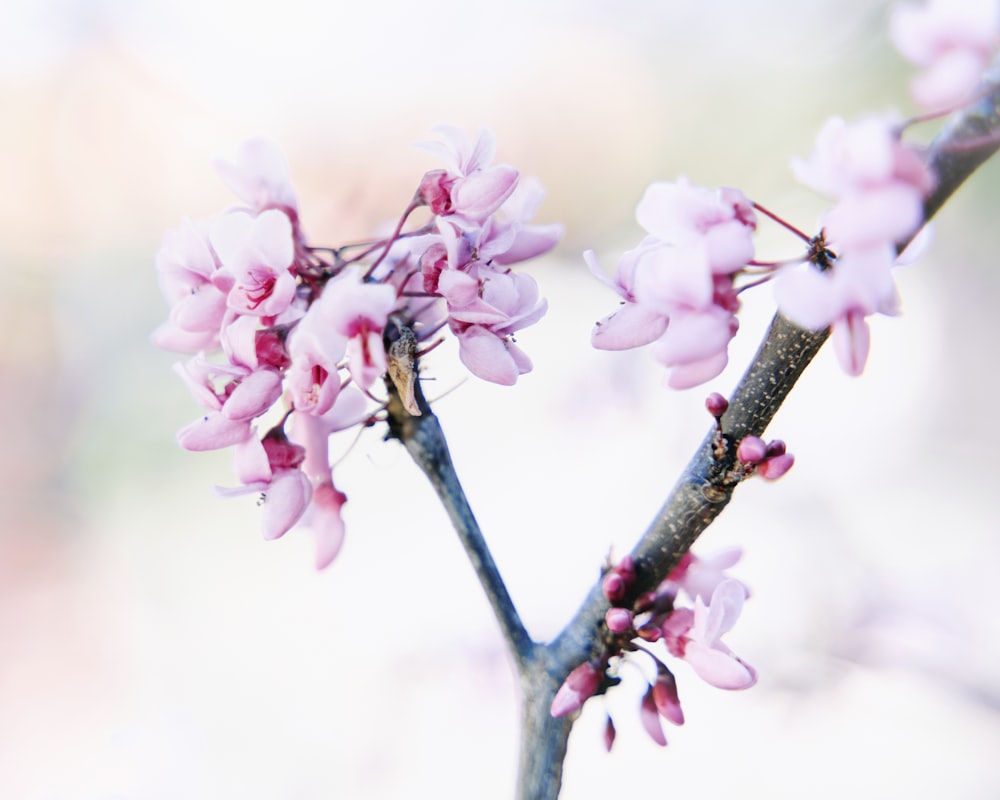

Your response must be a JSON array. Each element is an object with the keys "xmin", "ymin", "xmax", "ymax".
[
  {"xmin": 214, "ymin": 138, "xmax": 300, "ymax": 221},
  {"xmin": 551, "ymin": 662, "xmax": 603, "ymax": 718},
  {"xmin": 315, "ymin": 266, "xmax": 398, "ymax": 390},
  {"xmin": 588, "ymin": 179, "xmax": 752, "ymax": 389},
  {"xmin": 775, "ymin": 244, "xmax": 899, "ymax": 375},
  {"xmin": 416, "ymin": 126, "xmax": 520, "ymax": 221},
  {"xmin": 662, "ymin": 579, "xmax": 757, "ymax": 690},
  {"xmin": 211, "ymin": 209, "xmax": 297, "ymax": 318},
  {"xmin": 664, "ymin": 548, "xmax": 744, "ymax": 603},
  {"xmin": 890, "ymin": 0, "xmax": 1000, "ymax": 111},
  {"xmin": 152, "ymin": 219, "xmax": 227, "ymax": 352},
  {"xmin": 635, "ymin": 180, "xmax": 757, "ymax": 276}
]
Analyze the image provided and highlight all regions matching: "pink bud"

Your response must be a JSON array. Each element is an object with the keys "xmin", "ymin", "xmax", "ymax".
[
  {"xmin": 550, "ymin": 662, "xmax": 602, "ymax": 718},
  {"xmin": 417, "ymin": 169, "xmax": 454, "ymax": 215},
  {"xmin": 605, "ymin": 607, "xmax": 633, "ymax": 634},
  {"xmin": 705, "ymin": 392, "xmax": 729, "ymax": 418},
  {"xmin": 652, "ymin": 668, "xmax": 685, "ymax": 726},
  {"xmin": 640, "ymin": 686, "xmax": 667, "ymax": 746},
  {"xmin": 736, "ymin": 435, "xmax": 767, "ymax": 464},
  {"xmin": 757, "ymin": 452, "xmax": 795, "ymax": 480},
  {"xmin": 602, "ymin": 572, "xmax": 626, "ymax": 604},
  {"xmin": 766, "ymin": 439, "xmax": 786, "ymax": 457}
]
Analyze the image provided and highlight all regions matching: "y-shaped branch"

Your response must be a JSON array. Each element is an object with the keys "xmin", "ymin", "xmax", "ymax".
[{"xmin": 385, "ymin": 56, "xmax": 1000, "ymax": 800}]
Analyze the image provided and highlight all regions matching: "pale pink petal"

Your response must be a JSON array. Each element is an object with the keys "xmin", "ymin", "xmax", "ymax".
[
  {"xmin": 261, "ymin": 468, "xmax": 312, "ymax": 541},
  {"xmin": 453, "ymin": 166, "xmax": 519, "ymax": 220},
  {"xmin": 456, "ymin": 327, "xmax": 522, "ymax": 385},
  {"xmin": 684, "ymin": 642, "xmax": 758, "ymax": 690},
  {"xmin": 591, "ymin": 302, "xmax": 668, "ymax": 351},
  {"xmin": 176, "ymin": 412, "xmax": 251, "ymax": 451},
  {"xmin": 824, "ymin": 184, "xmax": 925, "ymax": 249},
  {"xmin": 910, "ymin": 47, "xmax": 987, "ymax": 110},
  {"xmin": 831, "ymin": 311, "xmax": 871, "ymax": 376},
  {"xmin": 652, "ymin": 308, "xmax": 735, "ymax": 366},
  {"xmin": 233, "ymin": 433, "xmax": 271, "ymax": 484},
  {"xmin": 222, "ymin": 369, "xmax": 283, "ymax": 421},
  {"xmin": 305, "ymin": 483, "xmax": 348, "ymax": 570},
  {"xmin": 665, "ymin": 350, "xmax": 729, "ymax": 390}
]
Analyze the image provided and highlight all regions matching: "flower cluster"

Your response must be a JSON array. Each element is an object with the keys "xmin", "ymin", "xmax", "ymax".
[
  {"xmin": 550, "ymin": 549, "xmax": 756, "ymax": 749},
  {"xmin": 154, "ymin": 130, "xmax": 561, "ymax": 567},
  {"xmin": 586, "ymin": 180, "xmax": 755, "ymax": 389},
  {"xmin": 774, "ymin": 115, "xmax": 935, "ymax": 375},
  {"xmin": 890, "ymin": 0, "xmax": 1000, "ymax": 112},
  {"xmin": 587, "ymin": 13, "xmax": 970, "ymax": 385}
]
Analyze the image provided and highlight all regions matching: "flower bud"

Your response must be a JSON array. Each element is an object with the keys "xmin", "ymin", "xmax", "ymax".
[
  {"xmin": 758, "ymin": 452, "xmax": 795, "ymax": 480},
  {"xmin": 550, "ymin": 662, "xmax": 602, "ymax": 718},
  {"xmin": 605, "ymin": 607, "xmax": 633, "ymax": 635},
  {"xmin": 736, "ymin": 435, "xmax": 767, "ymax": 464},
  {"xmin": 705, "ymin": 392, "xmax": 729, "ymax": 419}
]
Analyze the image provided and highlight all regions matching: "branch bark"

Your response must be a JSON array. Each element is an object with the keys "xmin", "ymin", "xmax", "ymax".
[{"xmin": 385, "ymin": 56, "xmax": 1000, "ymax": 800}]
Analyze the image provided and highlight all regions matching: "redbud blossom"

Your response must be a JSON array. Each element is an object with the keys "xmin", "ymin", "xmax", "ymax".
[
  {"xmin": 890, "ymin": 0, "xmax": 1000, "ymax": 111},
  {"xmin": 551, "ymin": 662, "xmax": 603, "ymax": 718},
  {"xmin": 588, "ymin": 178, "xmax": 755, "ymax": 388},
  {"xmin": 663, "ymin": 580, "xmax": 757, "ymax": 690},
  {"xmin": 779, "ymin": 115, "xmax": 933, "ymax": 376}
]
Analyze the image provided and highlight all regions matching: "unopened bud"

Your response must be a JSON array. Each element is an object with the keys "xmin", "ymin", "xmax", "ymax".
[
  {"xmin": 602, "ymin": 572, "xmax": 625, "ymax": 604},
  {"xmin": 605, "ymin": 607, "xmax": 633, "ymax": 635},
  {"xmin": 736, "ymin": 435, "xmax": 767, "ymax": 464},
  {"xmin": 705, "ymin": 392, "xmax": 729, "ymax": 419},
  {"xmin": 757, "ymin": 452, "xmax": 795, "ymax": 480},
  {"xmin": 766, "ymin": 439, "xmax": 786, "ymax": 457},
  {"xmin": 550, "ymin": 661, "xmax": 602, "ymax": 718}
]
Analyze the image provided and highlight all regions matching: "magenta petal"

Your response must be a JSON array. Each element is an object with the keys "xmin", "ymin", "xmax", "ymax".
[
  {"xmin": 551, "ymin": 662, "xmax": 602, "ymax": 718},
  {"xmin": 640, "ymin": 688, "xmax": 668, "ymax": 746}
]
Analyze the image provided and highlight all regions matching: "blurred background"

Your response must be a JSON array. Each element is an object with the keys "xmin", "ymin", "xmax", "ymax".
[{"xmin": 2, "ymin": 0, "xmax": 999, "ymax": 797}]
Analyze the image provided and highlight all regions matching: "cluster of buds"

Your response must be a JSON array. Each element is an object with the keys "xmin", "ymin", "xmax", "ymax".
[
  {"xmin": 550, "ymin": 550, "xmax": 756, "ymax": 749},
  {"xmin": 153, "ymin": 129, "xmax": 561, "ymax": 567},
  {"xmin": 705, "ymin": 392, "xmax": 795, "ymax": 484}
]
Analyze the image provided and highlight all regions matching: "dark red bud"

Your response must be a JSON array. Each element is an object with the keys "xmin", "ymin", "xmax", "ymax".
[{"xmin": 705, "ymin": 392, "xmax": 729, "ymax": 418}]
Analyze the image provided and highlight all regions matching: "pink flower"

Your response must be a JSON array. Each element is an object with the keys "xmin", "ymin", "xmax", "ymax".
[
  {"xmin": 211, "ymin": 209, "xmax": 297, "ymax": 318},
  {"xmin": 636, "ymin": 180, "xmax": 757, "ymax": 276},
  {"xmin": 315, "ymin": 266, "xmax": 398, "ymax": 390},
  {"xmin": 775, "ymin": 244, "xmax": 900, "ymax": 375},
  {"xmin": 791, "ymin": 116, "xmax": 933, "ymax": 248},
  {"xmin": 416, "ymin": 126, "xmax": 520, "ymax": 221},
  {"xmin": 152, "ymin": 219, "xmax": 228, "ymax": 352},
  {"xmin": 588, "ymin": 179, "xmax": 753, "ymax": 389},
  {"xmin": 890, "ymin": 0, "xmax": 1000, "ymax": 111},
  {"xmin": 214, "ymin": 138, "xmax": 300, "ymax": 221},
  {"xmin": 662, "ymin": 579, "xmax": 757, "ymax": 690},
  {"xmin": 663, "ymin": 548, "xmax": 745, "ymax": 603}
]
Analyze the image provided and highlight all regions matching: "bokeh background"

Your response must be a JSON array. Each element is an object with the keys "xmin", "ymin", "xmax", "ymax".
[{"xmin": 2, "ymin": 0, "xmax": 999, "ymax": 797}]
